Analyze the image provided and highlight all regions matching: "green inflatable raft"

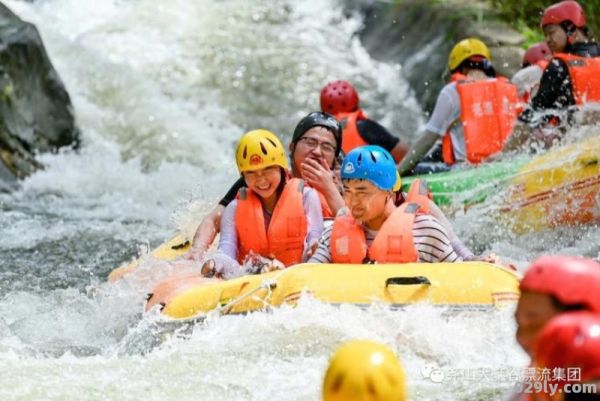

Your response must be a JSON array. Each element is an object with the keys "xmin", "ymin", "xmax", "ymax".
[{"xmin": 401, "ymin": 156, "xmax": 530, "ymax": 207}]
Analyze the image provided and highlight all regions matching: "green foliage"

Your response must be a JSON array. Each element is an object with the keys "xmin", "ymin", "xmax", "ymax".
[
  {"xmin": 488, "ymin": 0, "xmax": 600, "ymax": 48},
  {"xmin": 514, "ymin": 20, "xmax": 545, "ymax": 48}
]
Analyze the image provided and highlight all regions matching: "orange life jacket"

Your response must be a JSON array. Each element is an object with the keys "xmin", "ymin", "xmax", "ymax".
[
  {"xmin": 316, "ymin": 190, "xmax": 334, "ymax": 219},
  {"xmin": 235, "ymin": 178, "xmax": 307, "ymax": 266},
  {"xmin": 553, "ymin": 53, "xmax": 600, "ymax": 105},
  {"xmin": 330, "ymin": 203, "xmax": 420, "ymax": 264},
  {"xmin": 335, "ymin": 109, "xmax": 368, "ymax": 155},
  {"xmin": 442, "ymin": 74, "xmax": 519, "ymax": 165},
  {"xmin": 405, "ymin": 179, "xmax": 432, "ymax": 213}
]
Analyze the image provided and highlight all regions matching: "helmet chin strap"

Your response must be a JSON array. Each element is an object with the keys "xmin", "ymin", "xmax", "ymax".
[{"xmin": 562, "ymin": 21, "xmax": 577, "ymax": 45}]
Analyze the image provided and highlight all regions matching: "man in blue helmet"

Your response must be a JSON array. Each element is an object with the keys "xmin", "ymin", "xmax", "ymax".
[{"xmin": 308, "ymin": 145, "xmax": 461, "ymax": 264}]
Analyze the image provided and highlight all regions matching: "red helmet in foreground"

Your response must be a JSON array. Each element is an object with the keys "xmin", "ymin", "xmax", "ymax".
[
  {"xmin": 320, "ymin": 80, "xmax": 359, "ymax": 115},
  {"xmin": 533, "ymin": 311, "xmax": 600, "ymax": 386},
  {"xmin": 520, "ymin": 255, "xmax": 600, "ymax": 312}
]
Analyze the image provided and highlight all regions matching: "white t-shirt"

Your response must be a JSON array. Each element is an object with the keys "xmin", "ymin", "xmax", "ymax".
[
  {"xmin": 511, "ymin": 65, "xmax": 544, "ymax": 100},
  {"xmin": 424, "ymin": 82, "xmax": 466, "ymax": 162}
]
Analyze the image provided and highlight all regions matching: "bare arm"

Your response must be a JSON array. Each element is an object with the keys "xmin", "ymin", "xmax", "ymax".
[
  {"xmin": 390, "ymin": 141, "xmax": 409, "ymax": 163},
  {"xmin": 320, "ymin": 182, "xmax": 345, "ymax": 216},
  {"xmin": 397, "ymin": 131, "xmax": 439, "ymax": 176},
  {"xmin": 426, "ymin": 200, "xmax": 474, "ymax": 260},
  {"xmin": 183, "ymin": 204, "xmax": 225, "ymax": 260}
]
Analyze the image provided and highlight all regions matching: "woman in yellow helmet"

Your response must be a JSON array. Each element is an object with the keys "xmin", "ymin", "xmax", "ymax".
[
  {"xmin": 323, "ymin": 340, "xmax": 407, "ymax": 401},
  {"xmin": 398, "ymin": 38, "xmax": 519, "ymax": 174},
  {"xmin": 182, "ymin": 112, "xmax": 343, "ymax": 262},
  {"xmin": 200, "ymin": 129, "xmax": 324, "ymax": 279}
]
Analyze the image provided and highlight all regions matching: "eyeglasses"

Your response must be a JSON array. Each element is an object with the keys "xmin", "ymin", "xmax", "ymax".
[{"xmin": 297, "ymin": 137, "xmax": 336, "ymax": 155}]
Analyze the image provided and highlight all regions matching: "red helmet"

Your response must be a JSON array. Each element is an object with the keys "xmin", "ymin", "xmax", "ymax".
[
  {"xmin": 541, "ymin": 0, "xmax": 586, "ymax": 28},
  {"xmin": 522, "ymin": 42, "xmax": 552, "ymax": 67},
  {"xmin": 320, "ymin": 80, "xmax": 359, "ymax": 115},
  {"xmin": 520, "ymin": 255, "xmax": 600, "ymax": 312},
  {"xmin": 533, "ymin": 311, "xmax": 600, "ymax": 385}
]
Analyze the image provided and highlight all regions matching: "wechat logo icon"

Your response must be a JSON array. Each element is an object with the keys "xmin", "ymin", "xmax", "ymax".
[{"xmin": 421, "ymin": 363, "xmax": 445, "ymax": 383}]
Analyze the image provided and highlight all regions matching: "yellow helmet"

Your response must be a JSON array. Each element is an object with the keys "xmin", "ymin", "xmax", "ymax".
[
  {"xmin": 448, "ymin": 38, "xmax": 492, "ymax": 71},
  {"xmin": 235, "ymin": 129, "xmax": 289, "ymax": 173},
  {"xmin": 323, "ymin": 340, "xmax": 407, "ymax": 401},
  {"xmin": 393, "ymin": 171, "xmax": 402, "ymax": 192}
]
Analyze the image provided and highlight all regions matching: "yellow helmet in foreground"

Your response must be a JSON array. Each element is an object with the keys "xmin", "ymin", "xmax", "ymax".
[
  {"xmin": 235, "ymin": 129, "xmax": 289, "ymax": 173},
  {"xmin": 323, "ymin": 340, "xmax": 407, "ymax": 401},
  {"xmin": 448, "ymin": 38, "xmax": 491, "ymax": 71}
]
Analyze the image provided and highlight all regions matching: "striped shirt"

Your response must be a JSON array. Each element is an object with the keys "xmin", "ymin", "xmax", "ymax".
[{"xmin": 308, "ymin": 214, "xmax": 462, "ymax": 264}]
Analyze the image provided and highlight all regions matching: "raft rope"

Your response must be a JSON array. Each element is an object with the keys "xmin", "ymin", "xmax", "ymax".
[
  {"xmin": 217, "ymin": 278, "xmax": 278, "ymax": 315},
  {"xmin": 217, "ymin": 266, "xmax": 295, "ymax": 315}
]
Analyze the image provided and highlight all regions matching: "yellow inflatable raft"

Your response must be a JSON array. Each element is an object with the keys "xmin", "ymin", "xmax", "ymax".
[
  {"xmin": 107, "ymin": 137, "xmax": 598, "ymax": 283},
  {"xmin": 500, "ymin": 136, "xmax": 600, "ymax": 233},
  {"xmin": 108, "ymin": 234, "xmax": 190, "ymax": 282},
  {"xmin": 147, "ymin": 262, "xmax": 520, "ymax": 320}
]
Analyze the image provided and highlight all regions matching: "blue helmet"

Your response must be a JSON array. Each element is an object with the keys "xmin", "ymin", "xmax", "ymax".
[{"xmin": 341, "ymin": 145, "xmax": 397, "ymax": 190}]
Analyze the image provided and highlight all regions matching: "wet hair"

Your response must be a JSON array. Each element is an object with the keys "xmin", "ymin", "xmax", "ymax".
[
  {"xmin": 551, "ymin": 295, "xmax": 587, "ymax": 312},
  {"xmin": 561, "ymin": 20, "xmax": 596, "ymax": 43},
  {"xmin": 334, "ymin": 152, "xmax": 344, "ymax": 169},
  {"xmin": 453, "ymin": 56, "xmax": 496, "ymax": 78},
  {"xmin": 561, "ymin": 20, "xmax": 578, "ymax": 35},
  {"xmin": 276, "ymin": 168, "xmax": 287, "ymax": 197}
]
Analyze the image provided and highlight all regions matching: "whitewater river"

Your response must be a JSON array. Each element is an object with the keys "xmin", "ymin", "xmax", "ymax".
[{"xmin": 1, "ymin": 1, "xmax": 598, "ymax": 400}]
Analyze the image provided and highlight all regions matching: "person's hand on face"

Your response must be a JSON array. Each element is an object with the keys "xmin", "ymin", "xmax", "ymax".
[{"xmin": 301, "ymin": 155, "xmax": 335, "ymax": 193}]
